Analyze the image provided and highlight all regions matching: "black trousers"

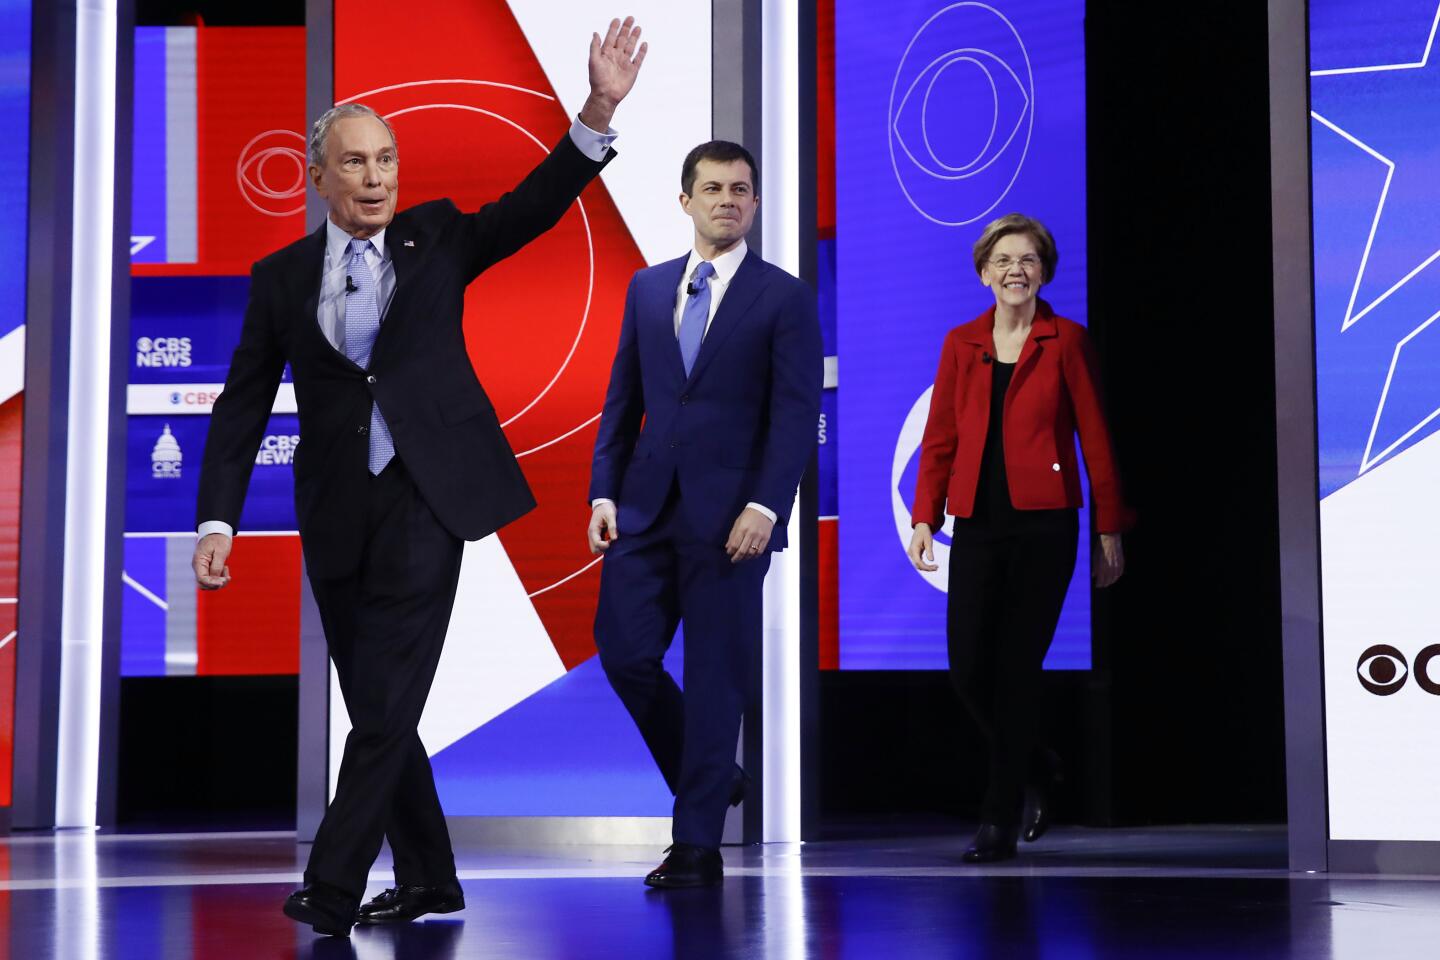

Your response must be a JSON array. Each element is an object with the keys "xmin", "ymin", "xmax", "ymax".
[
  {"xmin": 303, "ymin": 459, "xmax": 464, "ymax": 899},
  {"xmin": 945, "ymin": 511, "xmax": 1078, "ymax": 826},
  {"xmin": 594, "ymin": 485, "xmax": 769, "ymax": 850}
]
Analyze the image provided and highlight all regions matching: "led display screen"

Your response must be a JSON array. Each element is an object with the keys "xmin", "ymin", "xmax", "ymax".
[
  {"xmin": 122, "ymin": 26, "xmax": 306, "ymax": 678},
  {"xmin": 0, "ymin": 0, "xmax": 28, "ymax": 804},
  {"xmin": 833, "ymin": 0, "xmax": 1090, "ymax": 669},
  {"xmin": 1309, "ymin": 0, "xmax": 1440, "ymax": 840}
]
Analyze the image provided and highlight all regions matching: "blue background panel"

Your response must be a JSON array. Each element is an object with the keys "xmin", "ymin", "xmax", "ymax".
[
  {"xmin": 432, "ymin": 642, "xmax": 683, "ymax": 816},
  {"xmin": 835, "ymin": 0, "xmax": 1089, "ymax": 670},
  {"xmin": 1311, "ymin": 1, "xmax": 1440, "ymax": 492},
  {"xmin": 132, "ymin": 27, "xmax": 169, "ymax": 263},
  {"xmin": 126, "ymin": 414, "xmax": 299, "ymax": 533},
  {"xmin": 0, "ymin": 0, "xmax": 32, "ymax": 341},
  {"xmin": 120, "ymin": 538, "xmax": 168, "ymax": 677},
  {"xmin": 130, "ymin": 276, "xmax": 292, "ymax": 386}
]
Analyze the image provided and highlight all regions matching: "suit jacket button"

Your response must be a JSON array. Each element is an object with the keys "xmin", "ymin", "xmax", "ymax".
[
  {"xmin": 670, "ymin": 440, "xmax": 680, "ymax": 448},
  {"xmin": 1052, "ymin": 463, "xmax": 1061, "ymax": 472},
  {"xmin": 366, "ymin": 375, "xmax": 377, "ymax": 384},
  {"xmin": 358, "ymin": 425, "xmax": 368, "ymax": 435},
  {"xmin": 680, "ymin": 394, "xmax": 690, "ymax": 405}
]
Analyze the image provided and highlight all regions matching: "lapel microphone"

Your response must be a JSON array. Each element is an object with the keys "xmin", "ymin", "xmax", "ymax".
[
  {"xmin": 981, "ymin": 351, "xmax": 992, "ymax": 364},
  {"xmin": 686, "ymin": 281, "xmax": 700, "ymax": 296},
  {"xmin": 345, "ymin": 275, "xmax": 358, "ymax": 295}
]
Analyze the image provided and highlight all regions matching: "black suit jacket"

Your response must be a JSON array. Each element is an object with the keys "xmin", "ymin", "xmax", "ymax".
[{"xmin": 197, "ymin": 134, "xmax": 611, "ymax": 577}]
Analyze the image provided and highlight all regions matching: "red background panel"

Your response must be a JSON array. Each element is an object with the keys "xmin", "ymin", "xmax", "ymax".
[
  {"xmin": 189, "ymin": 27, "xmax": 306, "ymax": 276},
  {"xmin": 817, "ymin": 0, "xmax": 836, "ymax": 239},
  {"xmin": 818, "ymin": 519, "xmax": 838, "ymax": 670},
  {"xmin": 0, "ymin": 395, "xmax": 21, "ymax": 805},
  {"xmin": 336, "ymin": 2, "xmax": 648, "ymax": 669},
  {"xmin": 195, "ymin": 536, "xmax": 301, "ymax": 675}
]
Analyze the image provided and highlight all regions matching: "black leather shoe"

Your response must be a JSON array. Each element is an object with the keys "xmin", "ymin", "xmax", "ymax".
[
  {"xmin": 729, "ymin": 766, "xmax": 750, "ymax": 808},
  {"xmin": 356, "ymin": 879, "xmax": 466, "ymax": 924},
  {"xmin": 1022, "ymin": 751, "xmax": 1064, "ymax": 843},
  {"xmin": 283, "ymin": 883, "xmax": 359, "ymax": 937},
  {"xmin": 644, "ymin": 843, "xmax": 723, "ymax": 888},
  {"xmin": 962, "ymin": 824, "xmax": 1019, "ymax": 863}
]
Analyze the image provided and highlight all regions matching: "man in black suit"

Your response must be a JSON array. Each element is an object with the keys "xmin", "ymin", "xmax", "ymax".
[{"xmin": 191, "ymin": 18, "xmax": 647, "ymax": 937}]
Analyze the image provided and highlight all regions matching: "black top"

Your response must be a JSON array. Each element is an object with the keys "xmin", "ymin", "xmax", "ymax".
[{"xmin": 959, "ymin": 359, "xmax": 1074, "ymax": 536}]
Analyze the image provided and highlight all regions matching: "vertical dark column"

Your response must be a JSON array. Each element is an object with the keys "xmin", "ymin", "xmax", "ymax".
[
  {"xmin": 1268, "ymin": 0, "xmax": 1327, "ymax": 873},
  {"xmin": 295, "ymin": 0, "xmax": 335, "ymax": 843},
  {"xmin": 13, "ymin": 0, "xmax": 78, "ymax": 832},
  {"xmin": 95, "ymin": 0, "xmax": 138, "ymax": 828},
  {"xmin": 713, "ymin": 0, "xmax": 763, "ymax": 256}
]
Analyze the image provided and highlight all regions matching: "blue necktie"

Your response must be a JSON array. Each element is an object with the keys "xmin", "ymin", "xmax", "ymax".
[
  {"xmin": 344, "ymin": 237, "xmax": 395, "ymax": 475},
  {"xmin": 678, "ymin": 260, "xmax": 716, "ymax": 376}
]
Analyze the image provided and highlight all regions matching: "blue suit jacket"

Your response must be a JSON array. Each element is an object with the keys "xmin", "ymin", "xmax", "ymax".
[{"xmin": 589, "ymin": 249, "xmax": 823, "ymax": 550}]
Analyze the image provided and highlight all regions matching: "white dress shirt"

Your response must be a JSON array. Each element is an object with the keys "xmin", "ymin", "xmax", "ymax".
[
  {"xmin": 593, "ymin": 240, "xmax": 778, "ymax": 526},
  {"xmin": 672, "ymin": 240, "xmax": 747, "ymax": 337},
  {"xmin": 198, "ymin": 118, "xmax": 618, "ymax": 541}
]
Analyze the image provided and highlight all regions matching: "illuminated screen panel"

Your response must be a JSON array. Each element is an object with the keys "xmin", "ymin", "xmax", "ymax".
[
  {"xmin": 327, "ymin": 0, "xmax": 713, "ymax": 815},
  {"xmin": 0, "ymin": 0, "xmax": 31, "ymax": 806},
  {"xmin": 122, "ymin": 26, "xmax": 306, "ymax": 678},
  {"xmin": 834, "ymin": 0, "xmax": 1089, "ymax": 669},
  {"xmin": 817, "ymin": 0, "xmax": 839, "ymax": 669},
  {"xmin": 1309, "ymin": 1, "xmax": 1440, "ymax": 841}
]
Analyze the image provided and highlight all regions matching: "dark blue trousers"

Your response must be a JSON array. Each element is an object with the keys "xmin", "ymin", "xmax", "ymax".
[{"xmin": 594, "ymin": 486, "xmax": 769, "ymax": 849}]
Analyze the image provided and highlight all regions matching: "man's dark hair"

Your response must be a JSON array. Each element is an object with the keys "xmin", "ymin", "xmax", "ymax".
[{"xmin": 680, "ymin": 140, "xmax": 759, "ymax": 197}]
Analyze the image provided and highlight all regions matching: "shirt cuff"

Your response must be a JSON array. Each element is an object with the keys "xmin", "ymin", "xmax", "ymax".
[
  {"xmin": 568, "ymin": 117, "xmax": 618, "ymax": 163},
  {"xmin": 197, "ymin": 520, "xmax": 234, "ymax": 540},
  {"xmin": 591, "ymin": 498, "xmax": 615, "ymax": 508},
  {"xmin": 746, "ymin": 502, "xmax": 778, "ymax": 524}
]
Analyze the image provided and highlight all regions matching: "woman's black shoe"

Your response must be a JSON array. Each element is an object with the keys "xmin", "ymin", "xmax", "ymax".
[
  {"xmin": 962, "ymin": 823, "xmax": 1019, "ymax": 863},
  {"xmin": 1021, "ymin": 751, "xmax": 1064, "ymax": 843}
]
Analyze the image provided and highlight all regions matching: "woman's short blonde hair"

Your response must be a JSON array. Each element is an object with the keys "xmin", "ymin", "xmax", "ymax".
[{"xmin": 971, "ymin": 214, "xmax": 1058, "ymax": 284}]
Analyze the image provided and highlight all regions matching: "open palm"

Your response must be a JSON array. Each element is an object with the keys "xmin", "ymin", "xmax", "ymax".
[{"xmin": 589, "ymin": 16, "xmax": 648, "ymax": 105}]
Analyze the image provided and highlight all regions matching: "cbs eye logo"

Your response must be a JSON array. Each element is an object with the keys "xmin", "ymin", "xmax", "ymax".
[{"xmin": 1356, "ymin": 644, "xmax": 1440, "ymax": 696}]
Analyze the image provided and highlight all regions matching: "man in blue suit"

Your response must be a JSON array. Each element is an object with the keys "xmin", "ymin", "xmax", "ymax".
[{"xmin": 587, "ymin": 140, "xmax": 823, "ymax": 887}]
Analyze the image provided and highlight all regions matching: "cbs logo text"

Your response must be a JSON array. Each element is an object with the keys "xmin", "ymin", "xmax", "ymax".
[{"xmin": 1356, "ymin": 644, "xmax": 1440, "ymax": 696}]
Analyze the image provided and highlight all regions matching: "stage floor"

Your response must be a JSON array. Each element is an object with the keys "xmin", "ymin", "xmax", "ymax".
[{"xmin": 3, "ymin": 824, "xmax": 1438, "ymax": 958}]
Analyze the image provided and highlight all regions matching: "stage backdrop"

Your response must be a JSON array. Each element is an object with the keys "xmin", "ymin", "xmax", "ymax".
[
  {"xmin": 326, "ymin": 0, "xmax": 712, "ymax": 815},
  {"xmin": 833, "ymin": 0, "xmax": 1089, "ymax": 669},
  {"xmin": 1309, "ymin": 0, "xmax": 1440, "ymax": 841},
  {"xmin": 0, "ymin": 0, "xmax": 30, "ymax": 810},
  {"xmin": 123, "ymin": 26, "xmax": 306, "ymax": 679}
]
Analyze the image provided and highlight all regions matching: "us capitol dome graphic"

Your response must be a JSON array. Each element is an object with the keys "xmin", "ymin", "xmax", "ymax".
[{"xmin": 151, "ymin": 423, "xmax": 182, "ymax": 478}]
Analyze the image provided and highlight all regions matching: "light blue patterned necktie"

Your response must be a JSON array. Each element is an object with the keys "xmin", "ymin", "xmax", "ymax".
[
  {"xmin": 345, "ymin": 237, "xmax": 395, "ymax": 475},
  {"xmin": 678, "ymin": 260, "xmax": 716, "ymax": 376}
]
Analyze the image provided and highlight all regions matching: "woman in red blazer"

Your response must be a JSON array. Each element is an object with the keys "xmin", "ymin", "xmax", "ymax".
[{"xmin": 908, "ymin": 214, "xmax": 1134, "ymax": 863}]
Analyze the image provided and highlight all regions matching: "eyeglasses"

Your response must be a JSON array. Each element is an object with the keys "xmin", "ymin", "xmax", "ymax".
[{"xmin": 988, "ymin": 255, "xmax": 1041, "ymax": 271}]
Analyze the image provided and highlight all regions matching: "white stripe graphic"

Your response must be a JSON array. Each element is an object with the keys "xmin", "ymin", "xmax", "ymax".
[{"xmin": 164, "ymin": 27, "xmax": 197, "ymax": 263}]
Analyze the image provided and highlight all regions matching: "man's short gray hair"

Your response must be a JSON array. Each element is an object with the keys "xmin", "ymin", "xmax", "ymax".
[{"xmin": 308, "ymin": 103, "xmax": 398, "ymax": 167}]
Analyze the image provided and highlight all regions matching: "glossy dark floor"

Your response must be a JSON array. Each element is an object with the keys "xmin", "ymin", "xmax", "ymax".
[{"xmin": 3, "ymin": 825, "xmax": 1438, "ymax": 958}]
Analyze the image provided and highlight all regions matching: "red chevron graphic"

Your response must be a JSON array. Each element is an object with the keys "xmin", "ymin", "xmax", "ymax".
[{"xmin": 336, "ymin": 2, "xmax": 647, "ymax": 669}]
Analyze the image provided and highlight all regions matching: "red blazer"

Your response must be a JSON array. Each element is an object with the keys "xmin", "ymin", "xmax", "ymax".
[{"xmin": 910, "ymin": 300, "xmax": 1136, "ymax": 534}]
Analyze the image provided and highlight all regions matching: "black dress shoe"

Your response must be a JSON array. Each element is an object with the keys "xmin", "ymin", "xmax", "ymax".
[
  {"xmin": 1021, "ymin": 751, "xmax": 1064, "ymax": 843},
  {"xmin": 356, "ymin": 879, "xmax": 466, "ymax": 924},
  {"xmin": 283, "ymin": 883, "xmax": 360, "ymax": 937},
  {"xmin": 962, "ymin": 824, "xmax": 1019, "ymax": 863},
  {"xmin": 644, "ymin": 843, "xmax": 723, "ymax": 888}
]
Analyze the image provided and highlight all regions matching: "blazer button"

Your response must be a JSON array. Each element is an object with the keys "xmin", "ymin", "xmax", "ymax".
[
  {"xmin": 366, "ymin": 375, "xmax": 377, "ymax": 384},
  {"xmin": 670, "ymin": 440, "xmax": 680, "ymax": 448},
  {"xmin": 680, "ymin": 394, "xmax": 690, "ymax": 405},
  {"xmin": 357, "ymin": 425, "xmax": 369, "ymax": 435},
  {"xmin": 1052, "ymin": 463, "xmax": 1061, "ymax": 472}
]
